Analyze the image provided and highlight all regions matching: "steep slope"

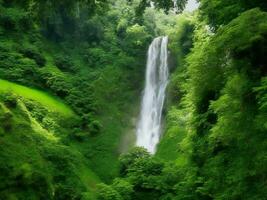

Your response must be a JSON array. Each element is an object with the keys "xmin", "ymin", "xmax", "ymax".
[
  {"xmin": 0, "ymin": 79, "xmax": 74, "ymax": 117},
  {"xmin": 0, "ymin": 0, "xmax": 150, "ymax": 184},
  {"xmin": 0, "ymin": 87, "xmax": 101, "ymax": 199}
]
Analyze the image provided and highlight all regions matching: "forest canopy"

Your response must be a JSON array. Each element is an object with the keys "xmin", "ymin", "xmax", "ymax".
[{"xmin": 0, "ymin": 0, "xmax": 267, "ymax": 199}]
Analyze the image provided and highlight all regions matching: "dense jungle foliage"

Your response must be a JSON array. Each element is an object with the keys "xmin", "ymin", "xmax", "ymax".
[{"xmin": 0, "ymin": 0, "xmax": 267, "ymax": 199}]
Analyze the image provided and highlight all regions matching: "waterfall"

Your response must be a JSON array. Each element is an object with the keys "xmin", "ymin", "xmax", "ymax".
[{"xmin": 136, "ymin": 36, "xmax": 169, "ymax": 154}]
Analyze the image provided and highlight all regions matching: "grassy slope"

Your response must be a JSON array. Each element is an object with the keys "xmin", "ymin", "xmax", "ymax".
[
  {"xmin": 0, "ymin": 83, "xmax": 101, "ymax": 199},
  {"xmin": 0, "ymin": 79, "xmax": 74, "ymax": 117}
]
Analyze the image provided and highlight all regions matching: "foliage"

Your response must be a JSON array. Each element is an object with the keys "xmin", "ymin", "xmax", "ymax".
[
  {"xmin": 96, "ymin": 183, "xmax": 122, "ymax": 200},
  {"xmin": 124, "ymin": 24, "xmax": 151, "ymax": 55},
  {"xmin": 0, "ymin": 79, "xmax": 74, "ymax": 117},
  {"xmin": 54, "ymin": 55, "xmax": 76, "ymax": 72},
  {"xmin": 112, "ymin": 178, "xmax": 134, "ymax": 200},
  {"xmin": 1, "ymin": 0, "xmax": 267, "ymax": 200},
  {"xmin": 171, "ymin": 7, "xmax": 267, "ymax": 200},
  {"xmin": 0, "ymin": 5, "xmax": 30, "ymax": 31},
  {"xmin": 199, "ymin": 0, "xmax": 267, "ymax": 29},
  {"xmin": 0, "ymin": 0, "xmax": 150, "ymax": 198},
  {"xmin": 0, "ymin": 94, "xmax": 100, "ymax": 200},
  {"xmin": 134, "ymin": 0, "xmax": 188, "ymax": 15},
  {"xmin": 19, "ymin": 45, "xmax": 46, "ymax": 67},
  {"xmin": 119, "ymin": 147, "xmax": 150, "ymax": 176}
]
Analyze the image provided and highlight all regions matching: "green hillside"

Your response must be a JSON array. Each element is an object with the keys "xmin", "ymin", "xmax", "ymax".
[
  {"xmin": 0, "ymin": 79, "xmax": 74, "ymax": 117},
  {"xmin": 1, "ymin": 0, "xmax": 267, "ymax": 199},
  {"xmin": 0, "ymin": 90, "xmax": 100, "ymax": 199}
]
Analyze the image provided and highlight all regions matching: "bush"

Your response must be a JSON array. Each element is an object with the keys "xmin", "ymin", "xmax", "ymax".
[
  {"xmin": 19, "ymin": 46, "xmax": 46, "ymax": 67},
  {"xmin": 112, "ymin": 179, "xmax": 133, "ymax": 200},
  {"xmin": 82, "ymin": 17, "xmax": 104, "ymax": 43},
  {"xmin": 41, "ymin": 71, "xmax": 71, "ymax": 98},
  {"xmin": 1, "ymin": 93, "xmax": 17, "ymax": 108},
  {"xmin": 0, "ymin": 102, "xmax": 13, "ymax": 132},
  {"xmin": 54, "ymin": 184, "xmax": 82, "ymax": 200},
  {"xmin": 119, "ymin": 147, "xmax": 151, "ymax": 176},
  {"xmin": 0, "ymin": 7, "xmax": 30, "ymax": 31},
  {"xmin": 24, "ymin": 100, "xmax": 46, "ymax": 120},
  {"xmin": 0, "ymin": 49, "xmax": 39, "ymax": 85},
  {"xmin": 72, "ymin": 129, "xmax": 89, "ymax": 142},
  {"xmin": 42, "ymin": 116, "xmax": 59, "ymax": 132},
  {"xmin": 88, "ymin": 120, "xmax": 102, "ymax": 136},
  {"xmin": 1, "ymin": 111, "xmax": 12, "ymax": 132},
  {"xmin": 96, "ymin": 183, "xmax": 122, "ymax": 200},
  {"xmin": 54, "ymin": 55, "xmax": 76, "ymax": 72}
]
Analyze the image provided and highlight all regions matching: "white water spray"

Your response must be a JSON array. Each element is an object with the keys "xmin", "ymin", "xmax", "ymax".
[{"xmin": 136, "ymin": 36, "xmax": 169, "ymax": 154}]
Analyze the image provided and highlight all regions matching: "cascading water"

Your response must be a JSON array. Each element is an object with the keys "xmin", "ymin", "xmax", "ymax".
[{"xmin": 136, "ymin": 36, "xmax": 169, "ymax": 154}]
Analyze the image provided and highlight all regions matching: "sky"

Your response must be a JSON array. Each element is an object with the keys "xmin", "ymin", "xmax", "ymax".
[{"xmin": 184, "ymin": 0, "xmax": 199, "ymax": 12}]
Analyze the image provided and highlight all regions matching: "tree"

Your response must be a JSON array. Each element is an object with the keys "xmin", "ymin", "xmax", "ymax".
[
  {"xmin": 199, "ymin": 0, "xmax": 267, "ymax": 29},
  {"xmin": 112, "ymin": 178, "xmax": 134, "ymax": 200},
  {"xmin": 96, "ymin": 183, "xmax": 122, "ymax": 200},
  {"xmin": 134, "ymin": 0, "xmax": 188, "ymax": 15},
  {"xmin": 119, "ymin": 147, "xmax": 151, "ymax": 176}
]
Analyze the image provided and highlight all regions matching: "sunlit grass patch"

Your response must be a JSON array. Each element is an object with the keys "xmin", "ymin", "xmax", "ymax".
[{"xmin": 0, "ymin": 79, "xmax": 74, "ymax": 117}]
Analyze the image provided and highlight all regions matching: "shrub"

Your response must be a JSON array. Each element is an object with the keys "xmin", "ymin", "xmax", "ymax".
[
  {"xmin": 119, "ymin": 147, "xmax": 151, "ymax": 176},
  {"xmin": 54, "ymin": 55, "xmax": 76, "ymax": 72},
  {"xmin": 41, "ymin": 71, "xmax": 71, "ymax": 98},
  {"xmin": 54, "ymin": 184, "xmax": 82, "ymax": 200},
  {"xmin": 1, "ymin": 111, "xmax": 12, "ymax": 132},
  {"xmin": 24, "ymin": 100, "xmax": 46, "ymax": 122},
  {"xmin": 88, "ymin": 120, "xmax": 102, "ymax": 136},
  {"xmin": 0, "ymin": 7, "xmax": 30, "ymax": 31},
  {"xmin": 0, "ymin": 49, "xmax": 39, "ymax": 85},
  {"xmin": 0, "ymin": 103, "xmax": 13, "ymax": 132},
  {"xmin": 1, "ymin": 93, "xmax": 17, "ymax": 108},
  {"xmin": 72, "ymin": 131, "xmax": 88, "ymax": 142},
  {"xmin": 96, "ymin": 183, "xmax": 122, "ymax": 200},
  {"xmin": 42, "ymin": 116, "xmax": 58, "ymax": 132},
  {"xmin": 82, "ymin": 17, "xmax": 104, "ymax": 43},
  {"xmin": 19, "ymin": 46, "xmax": 46, "ymax": 67},
  {"xmin": 112, "ymin": 179, "xmax": 133, "ymax": 200}
]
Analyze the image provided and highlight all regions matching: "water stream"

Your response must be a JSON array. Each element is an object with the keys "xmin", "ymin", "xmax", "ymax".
[{"xmin": 136, "ymin": 36, "xmax": 169, "ymax": 154}]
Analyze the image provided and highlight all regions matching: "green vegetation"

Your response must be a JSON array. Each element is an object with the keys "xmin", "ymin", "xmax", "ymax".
[
  {"xmin": 0, "ymin": 0, "xmax": 267, "ymax": 199},
  {"xmin": 0, "ymin": 92, "xmax": 100, "ymax": 199},
  {"xmin": 0, "ymin": 79, "xmax": 74, "ymax": 117}
]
